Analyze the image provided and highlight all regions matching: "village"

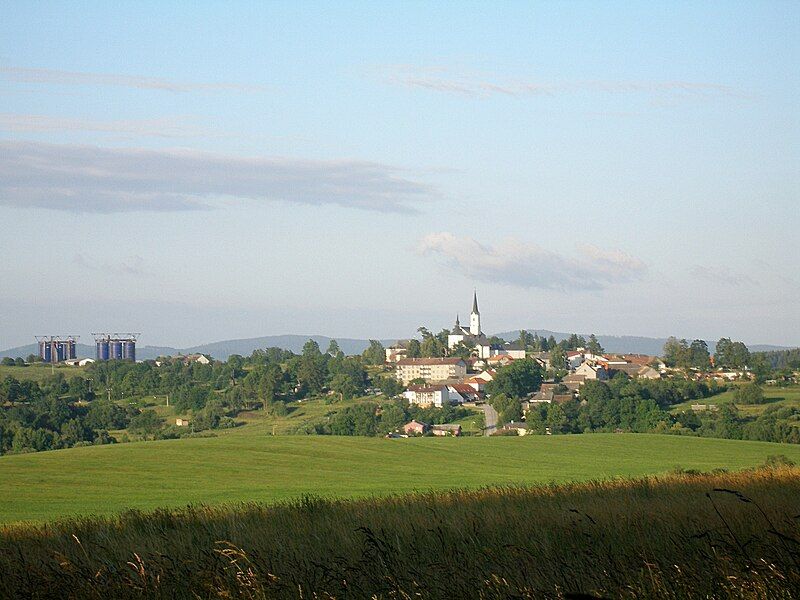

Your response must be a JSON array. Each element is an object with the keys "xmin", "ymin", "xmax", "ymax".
[{"xmin": 384, "ymin": 293, "xmax": 761, "ymax": 438}]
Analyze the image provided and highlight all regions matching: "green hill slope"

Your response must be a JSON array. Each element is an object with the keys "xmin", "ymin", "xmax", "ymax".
[{"xmin": 2, "ymin": 432, "xmax": 799, "ymax": 523}]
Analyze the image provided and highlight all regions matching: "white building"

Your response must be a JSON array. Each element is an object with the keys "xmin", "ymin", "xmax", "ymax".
[
  {"xmin": 403, "ymin": 385, "xmax": 450, "ymax": 408},
  {"xmin": 447, "ymin": 291, "xmax": 493, "ymax": 358},
  {"xmin": 395, "ymin": 358, "xmax": 467, "ymax": 384}
]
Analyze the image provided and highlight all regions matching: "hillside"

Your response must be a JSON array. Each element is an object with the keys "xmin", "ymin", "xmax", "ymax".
[{"xmin": 1, "ymin": 432, "xmax": 799, "ymax": 524}]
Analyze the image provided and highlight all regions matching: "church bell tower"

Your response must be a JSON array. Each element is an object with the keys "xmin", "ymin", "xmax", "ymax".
[{"xmin": 469, "ymin": 290, "xmax": 481, "ymax": 336}]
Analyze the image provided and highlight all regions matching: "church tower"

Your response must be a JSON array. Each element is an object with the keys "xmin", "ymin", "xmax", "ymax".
[{"xmin": 469, "ymin": 290, "xmax": 481, "ymax": 336}]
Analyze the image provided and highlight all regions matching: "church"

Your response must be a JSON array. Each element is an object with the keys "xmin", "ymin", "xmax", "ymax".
[{"xmin": 447, "ymin": 291, "xmax": 494, "ymax": 359}]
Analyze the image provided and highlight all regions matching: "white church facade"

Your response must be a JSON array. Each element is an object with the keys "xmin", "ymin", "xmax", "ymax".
[{"xmin": 447, "ymin": 292, "xmax": 495, "ymax": 359}]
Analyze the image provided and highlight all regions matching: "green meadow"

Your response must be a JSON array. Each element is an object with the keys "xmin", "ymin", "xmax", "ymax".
[
  {"xmin": 671, "ymin": 383, "xmax": 800, "ymax": 415},
  {"xmin": 0, "ymin": 362, "xmax": 89, "ymax": 383},
  {"xmin": 2, "ymin": 431, "xmax": 800, "ymax": 524}
]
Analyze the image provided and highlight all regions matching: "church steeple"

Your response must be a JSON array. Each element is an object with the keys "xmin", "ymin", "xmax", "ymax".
[
  {"xmin": 454, "ymin": 313, "xmax": 461, "ymax": 330},
  {"xmin": 469, "ymin": 290, "xmax": 481, "ymax": 336}
]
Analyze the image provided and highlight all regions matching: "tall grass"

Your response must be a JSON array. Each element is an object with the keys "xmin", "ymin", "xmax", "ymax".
[{"xmin": 2, "ymin": 468, "xmax": 799, "ymax": 598}]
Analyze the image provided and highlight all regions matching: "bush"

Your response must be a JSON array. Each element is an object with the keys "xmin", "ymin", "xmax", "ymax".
[
  {"xmin": 734, "ymin": 382, "xmax": 765, "ymax": 405},
  {"xmin": 762, "ymin": 454, "xmax": 796, "ymax": 469}
]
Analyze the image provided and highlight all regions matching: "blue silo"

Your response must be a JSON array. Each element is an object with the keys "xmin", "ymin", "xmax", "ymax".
[
  {"xmin": 40, "ymin": 341, "xmax": 51, "ymax": 363},
  {"xmin": 122, "ymin": 340, "xmax": 136, "ymax": 361},
  {"xmin": 96, "ymin": 340, "xmax": 110, "ymax": 361},
  {"xmin": 110, "ymin": 340, "xmax": 123, "ymax": 360}
]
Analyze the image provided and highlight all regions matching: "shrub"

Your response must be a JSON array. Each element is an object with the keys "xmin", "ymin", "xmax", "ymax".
[{"xmin": 734, "ymin": 382, "xmax": 765, "ymax": 405}]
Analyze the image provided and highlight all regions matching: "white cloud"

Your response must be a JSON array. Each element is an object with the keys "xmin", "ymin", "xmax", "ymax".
[
  {"xmin": 0, "ymin": 66, "xmax": 264, "ymax": 93},
  {"xmin": 0, "ymin": 140, "xmax": 434, "ymax": 213},
  {"xmin": 379, "ymin": 65, "xmax": 741, "ymax": 99},
  {"xmin": 418, "ymin": 232, "xmax": 646, "ymax": 290},
  {"xmin": 0, "ymin": 113, "xmax": 213, "ymax": 138},
  {"xmin": 73, "ymin": 253, "xmax": 150, "ymax": 277}
]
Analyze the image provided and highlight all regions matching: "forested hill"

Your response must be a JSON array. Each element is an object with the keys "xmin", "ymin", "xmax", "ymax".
[
  {"xmin": 1, "ymin": 333, "xmax": 793, "ymax": 361},
  {"xmin": 494, "ymin": 330, "xmax": 792, "ymax": 356}
]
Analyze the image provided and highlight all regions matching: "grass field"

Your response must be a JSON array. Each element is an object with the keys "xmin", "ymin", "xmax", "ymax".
[
  {"xmin": 671, "ymin": 383, "xmax": 800, "ymax": 416},
  {"xmin": 0, "ymin": 362, "xmax": 89, "ymax": 382},
  {"xmin": 2, "ymin": 469, "xmax": 799, "ymax": 598},
  {"xmin": 2, "ymin": 431, "xmax": 799, "ymax": 524}
]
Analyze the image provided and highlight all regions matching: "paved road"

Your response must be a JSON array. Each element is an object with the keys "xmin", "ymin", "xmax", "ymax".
[{"xmin": 482, "ymin": 403, "xmax": 498, "ymax": 436}]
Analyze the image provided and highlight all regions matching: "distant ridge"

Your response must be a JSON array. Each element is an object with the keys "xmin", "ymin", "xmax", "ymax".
[
  {"xmin": 0, "ymin": 332, "xmax": 793, "ymax": 361},
  {"xmin": 495, "ymin": 330, "xmax": 793, "ymax": 356}
]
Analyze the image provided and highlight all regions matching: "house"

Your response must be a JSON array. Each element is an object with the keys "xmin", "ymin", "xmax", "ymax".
[
  {"xmin": 502, "ymin": 422, "xmax": 529, "ymax": 436},
  {"xmin": 431, "ymin": 423, "xmax": 462, "ymax": 436},
  {"xmin": 465, "ymin": 376, "xmax": 487, "ymax": 391},
  {"xmin": 403, "ymin": 420, "xmax": 429, "ymax": 435},
  {"xmin": 474, "ymin": 369, "xmax": 496, "ymax": 382},
  {"xmin": 177, "ymin": 353, "xmax": 211, "ymax": 365},
  {"xmin": 447, "ymin": 383, "xmax": 483, "ymax": 403},
  {"xmin": 395, "ymin": 357, "xmax": 467, "ymax": 384},
  {"xmin": 561, "ymin": 374, "xmax": 586, "ymax": 393},
  {"xmin": 64, "ymin": 358, "xmax": 96, "ymax": 367},
  {"xmin": 487, "ymin": 354, "xmax": 515, "ymax": 367},
  {"xmin": 385, "ymin": 340, "xmax": 411, "ymax": 363},
  {"xmin": 529, "ymin": 352, "xmax": 551, "ymax": 370},
  {"xmin": 607, "ymin": 362, "xmax": 663, "ymax": 380},
  {"xmin": 403, "ymin": 385, "xmax": 450, "ymax": 408},
  {"xmin": 634, "ymin": 365, "xmax": 661, "ymax": 379},
  {"xmin": 566, "ymin": 351, "xmax": 585, "ymax": 369},
  {"xmin": 575, "ymin": 363, "xmax": 608, "ymax": 380},
  {"xmin": 499, "ymin": 341, "xmax": 527, "ymax": 359},
  {"xmin": 529, "ymin": 389, "xmax": 554, "ymax": 404}
]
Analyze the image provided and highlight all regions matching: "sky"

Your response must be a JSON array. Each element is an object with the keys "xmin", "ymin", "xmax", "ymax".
[{"xmin": 0, "ymin": 1, "xmax": 798, "ymax": 349}]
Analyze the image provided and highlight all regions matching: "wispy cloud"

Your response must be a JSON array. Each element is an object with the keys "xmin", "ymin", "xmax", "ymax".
[
  {"xmin": 379, "ymin": 65, "xmax": 742, "ymax": 99},
  {"xmin": 0, "ymin": 140, "xmax": 433, "ymax": 213},
  {"xmin": 418, "ymin": 232, "xmax": 646, "ymax": 291},
  {"xmin": 0, "ymin": 66, "xmax": 264, "ymax": 93},
  {"xmin": 73, "ymin": 253, "xmax": 151, "ymax": 277},
  {"xmin": 689, "ymin": 265, "xmax": 757, "ymax": 287},
  {"xmin": 0, "ymin": 113, "xmax": 214, "ymax": 138}
]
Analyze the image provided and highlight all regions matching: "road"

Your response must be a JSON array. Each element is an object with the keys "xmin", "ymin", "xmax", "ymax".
[{"xmin": 482, "ymin": 402, "xmax": 498, "ymax": 436}]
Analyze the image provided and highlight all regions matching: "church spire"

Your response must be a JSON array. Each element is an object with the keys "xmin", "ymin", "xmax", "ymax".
[
  {"xmin": 455, "ymin": 313, "xmax": 461, "ymax": 328},
  {"xmin": 469, "ymin": 290, "xmax": 481, "ymax": 336}
]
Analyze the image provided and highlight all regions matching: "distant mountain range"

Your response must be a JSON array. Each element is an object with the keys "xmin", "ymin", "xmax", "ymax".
[{"xmin": 1, "ymin": 331, "xmax": 794, "ymax": 361}]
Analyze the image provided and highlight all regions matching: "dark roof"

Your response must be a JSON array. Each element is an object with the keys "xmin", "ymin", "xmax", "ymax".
[
  {"xmin": 472, "ymin": 290, "xmax": 479, "ymax": 314},
  {"xmin": 406, "ymin": 384, "xmax": 448, "ymax": 391}
]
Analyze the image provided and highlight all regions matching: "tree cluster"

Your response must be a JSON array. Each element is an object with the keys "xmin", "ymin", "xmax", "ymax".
[{"xmin": 307, "ymin": 399, "xmax": 470, "ymax": 436}]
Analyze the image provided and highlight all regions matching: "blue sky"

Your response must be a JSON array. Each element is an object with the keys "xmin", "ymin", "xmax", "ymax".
[{"xmin": 1, "ymin": 1, "xmax": 798, "ymax": 349}]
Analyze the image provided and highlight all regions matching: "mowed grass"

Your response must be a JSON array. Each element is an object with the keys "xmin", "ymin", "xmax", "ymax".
[
  {"xmin": 2, "ymin": 431, "xmax": 800, "ymax": 523},
  {"xmin": 671, "ymin": 383, "xmax": 800, "ymax": 416},
  {"xmin": 0, "ymin": 363, "xmax": 88, "ymax": 383},
  {"xmin": 3, "ymin": 469, "xmax": 800, "ymax": 598}
]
